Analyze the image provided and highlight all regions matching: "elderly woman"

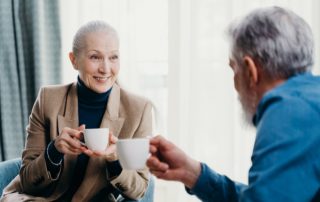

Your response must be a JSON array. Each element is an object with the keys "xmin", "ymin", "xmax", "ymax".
[{"xmin": 1, "ymin": 21, "xmax": 151, "ymax": 201}]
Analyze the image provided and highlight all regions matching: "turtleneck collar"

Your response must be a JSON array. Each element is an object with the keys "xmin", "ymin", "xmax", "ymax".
[{"xmin": 77, "ymin": 76, "xmax": 112, "ymax": 107}]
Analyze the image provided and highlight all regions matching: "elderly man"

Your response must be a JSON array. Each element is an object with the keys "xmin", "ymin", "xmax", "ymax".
[{"xmin": 147, "ymin": 6, "xmax": 320, "ymax": 202}]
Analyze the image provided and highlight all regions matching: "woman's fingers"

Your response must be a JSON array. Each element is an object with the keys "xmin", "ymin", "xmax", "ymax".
[
  {"xmin": 57, "ymin": 141, "xmax": 83, "ymax": 155},
  {"xmin": 55, "ymin": 127, "xmax": 85, "ymax": 154},
  {"xmin": 109, "ymin": 132, "xmax": 118, "ymax": 145},
  {"xmin": 68, "ymin": 129, "xmax": 83, "ymax": 140},
  {"xmin": 82, "ymin": 149, "xmax": 96, "ymax": 157},
  {"xmin": 78, "ymin": 124, "xmax": 86, "ymax": 132}
]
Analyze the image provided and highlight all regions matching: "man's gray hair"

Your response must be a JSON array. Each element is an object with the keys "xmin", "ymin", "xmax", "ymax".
[
  {"xmin": 228, "ymin": 6, "xmax": 314, "ymax": 79},
  {"xmin": 72, "ymin": 20, "xmax": 119, "ymax": 56}
]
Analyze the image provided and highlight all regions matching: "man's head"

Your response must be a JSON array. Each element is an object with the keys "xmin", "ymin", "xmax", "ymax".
[{"xmin": 227, "ymin": 6, "xmax": 314, "ymax": 124}]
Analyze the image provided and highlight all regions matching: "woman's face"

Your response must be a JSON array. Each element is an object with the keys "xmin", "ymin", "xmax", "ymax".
[{"xmin": 70, "ymin": 31, "xmax": 120, "ymax": 93}]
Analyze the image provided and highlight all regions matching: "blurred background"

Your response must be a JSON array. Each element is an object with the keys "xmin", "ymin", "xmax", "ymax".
[{"xmin": 1, "ymin": 0, "xmax": 319, "ymax": 201}]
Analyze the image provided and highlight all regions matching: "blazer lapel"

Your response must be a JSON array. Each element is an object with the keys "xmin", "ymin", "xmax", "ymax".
[
  {"xmin": 74, "ymin": 84, "xmax": 125, "ymax": 200},
  {"xmin": 101, "ymin": 83, "xmax": 125, "ymax": 137},
  {"xmin": 54, "ymin": 83, "xmax": 79, "ymax": 196},
  {"xmin": 57, "ymin": 83, "xmax": 79, "ymax": 133}
]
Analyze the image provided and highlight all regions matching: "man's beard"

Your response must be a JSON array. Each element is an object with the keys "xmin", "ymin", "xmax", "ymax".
[{"xmin": 238, "ymin": 90, "xmax": 257, "ymax": 128}]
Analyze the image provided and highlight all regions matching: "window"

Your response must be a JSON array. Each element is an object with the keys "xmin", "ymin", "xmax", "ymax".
[{"xmin": 60, "ymin": 1, "xmax": 320, "ymax": 201}]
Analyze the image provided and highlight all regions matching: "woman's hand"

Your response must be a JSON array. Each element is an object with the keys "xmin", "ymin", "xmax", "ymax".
[
  {"xmin": 54, "ymin": 124, "xmax": 86, "ymax": 155},
  {"xmin": 81, "ymin": 132, "xmax": 118, "ymax": 161}
]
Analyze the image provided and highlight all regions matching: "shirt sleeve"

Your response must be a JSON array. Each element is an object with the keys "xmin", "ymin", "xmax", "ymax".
[{"xmin": 187, "ymin": 163, "xmax": 246, "ymax": 202}]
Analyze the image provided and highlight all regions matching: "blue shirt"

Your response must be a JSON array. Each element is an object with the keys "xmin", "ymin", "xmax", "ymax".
[{"xmin": 188, "ymin": 73, "xmax": 320, "ymax": 201}]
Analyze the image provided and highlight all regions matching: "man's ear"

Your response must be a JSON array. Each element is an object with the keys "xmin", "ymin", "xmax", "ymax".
[
  {"xmin": 243, "ymin": 56, "xmax": 258, "ymax": 87},
  {"xmin": 69, "ymin": 52, "xmax": 78, "ymax": 70}
]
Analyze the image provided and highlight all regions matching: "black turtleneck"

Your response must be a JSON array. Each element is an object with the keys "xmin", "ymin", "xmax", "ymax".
[{"xmin": 77, "ymin": 77, "xmax": 111, "ymax": 128}]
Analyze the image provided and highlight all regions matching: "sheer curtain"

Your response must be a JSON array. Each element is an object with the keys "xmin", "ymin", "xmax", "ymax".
[
  {"xmin": 0, "ymin": 0, "xmax": 61, "ymax": 160},
  {"xmin": 59, "ymin": 0, "xmax": 320, "ymax": 201}
]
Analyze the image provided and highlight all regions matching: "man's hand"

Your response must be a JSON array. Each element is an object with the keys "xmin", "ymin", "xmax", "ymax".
[{"xmin": 146, "ymin": 135, "xmax": 202, "ymax": 188}]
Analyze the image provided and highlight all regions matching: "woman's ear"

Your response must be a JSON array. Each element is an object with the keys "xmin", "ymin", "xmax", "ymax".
[
  {"xmin": 243, "ymin": 56, "xmax": 258, "ymax": 87},
  {"xmin": 69, "ymin": 52, "xmax": 78, "ymax": 70}
]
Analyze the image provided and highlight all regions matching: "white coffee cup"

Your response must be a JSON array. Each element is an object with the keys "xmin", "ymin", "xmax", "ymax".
[
  {"xmin": 116, "ymin": 138, "xmax": 150, "ymax": 170},
  {"xmin": 84, "ymin": 128, "xmax": 109, "ymax": 151}
]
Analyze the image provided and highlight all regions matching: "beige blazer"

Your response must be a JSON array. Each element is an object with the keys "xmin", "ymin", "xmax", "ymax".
[{"xmin": 1, "ymin": 83, "xmax": 152, "ymax": 202}]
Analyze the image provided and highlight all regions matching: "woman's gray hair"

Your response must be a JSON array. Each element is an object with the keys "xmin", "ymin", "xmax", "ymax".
[
  {"xmin": 72, "ymin": 20, "xmax": 119, "ymax": 56},
  {"xmin": 228, "ymin": 6, "xmax": 314, "ymax": 79}
]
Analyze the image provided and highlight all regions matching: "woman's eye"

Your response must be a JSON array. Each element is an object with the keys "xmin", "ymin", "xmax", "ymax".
[
  {"xmin": 90, "ymin": 55, "xmax": 101, "ymax": 60},
  {"xmin": 110, "ymin": 55, "xmax": 119, "ymax": 61}
]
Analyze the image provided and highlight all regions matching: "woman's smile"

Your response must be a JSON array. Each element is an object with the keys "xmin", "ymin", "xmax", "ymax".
[{"xmin": 93, "ymin": 76, "xmax": 108, "ymax": 82}]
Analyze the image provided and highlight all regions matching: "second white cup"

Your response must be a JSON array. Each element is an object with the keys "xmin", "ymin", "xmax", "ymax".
[
  {"xmin": 116, "ymin": 138, "xmax": 150, "ymax": 170},
  {"xmin": 84, "ymin": 128, "xmax": 109, "ymax": 151}
]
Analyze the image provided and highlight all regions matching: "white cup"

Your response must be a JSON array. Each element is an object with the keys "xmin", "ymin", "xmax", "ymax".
[
  {"xmin": 116, "ymin": 138, "xmax": 150, "ymax": 170},
  {"xmin": 84, "ymin": 128, "xmax": 109, "ymax": 151}
]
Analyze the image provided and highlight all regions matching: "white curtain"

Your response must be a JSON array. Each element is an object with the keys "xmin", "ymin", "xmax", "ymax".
[{"xmin": 59, "ymin": 0, "xmax": 320, "ymax": 201}]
